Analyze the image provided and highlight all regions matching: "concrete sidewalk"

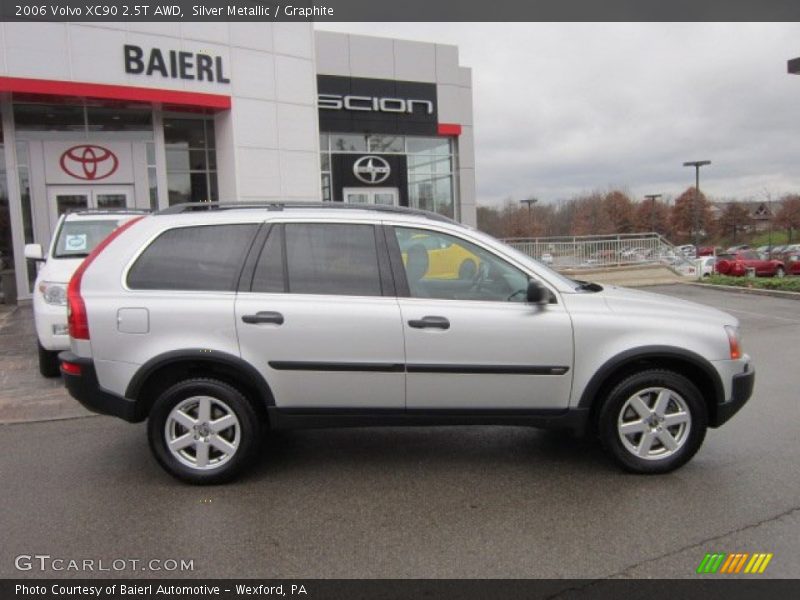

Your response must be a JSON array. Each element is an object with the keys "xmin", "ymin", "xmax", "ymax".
[{"xmin": 0, "ymin": 305, "xmax": 93, "ymax": 423}]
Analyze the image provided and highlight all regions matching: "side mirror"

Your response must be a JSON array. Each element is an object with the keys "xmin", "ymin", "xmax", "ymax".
[
  {"xmin": 24, "ymin": 244, "xmax": 44, "ymax": 261},
  {"xmin": 526, "ymin": 280, "xmax": 549, "ymax": 306}
]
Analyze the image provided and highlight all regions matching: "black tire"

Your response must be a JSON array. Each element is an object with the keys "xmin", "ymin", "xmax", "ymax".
[
  {"xmin": 775, "ymin": 266, "xmax": 785, "ymax": 278},
  {"xmin": 38, "ymin": 343, "xmax": 61, "ymax": 378},
  {"xmin": 597, "ymin": 369, "xmax": 707, "ymax": 474},
  {"xmin": 147, "ymin": 378, "xmax": 262, "ymax": 484}
]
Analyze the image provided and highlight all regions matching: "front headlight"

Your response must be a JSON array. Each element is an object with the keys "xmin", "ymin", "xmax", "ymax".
[
  {"xmin": 724, "ymin": 325, "xmax": 742, "ymax": 360},
  {"xmin": 38, "ymin": 281, "xmax": 67, "ymax": 306}
]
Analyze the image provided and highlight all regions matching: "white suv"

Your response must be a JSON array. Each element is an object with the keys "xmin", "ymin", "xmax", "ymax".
[
  {"xmin": 60, "ymin": 203, "xmax": 754, "ymax": 483},
  {"xmin": 24, "ymin": 210, "xmax": 147, "ymax": 376}
]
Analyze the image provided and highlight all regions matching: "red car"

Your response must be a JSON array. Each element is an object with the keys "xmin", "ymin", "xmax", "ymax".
[
  {"xmin": 784, "ymin": 252, "xmax": 800, "ymax": 275},
  {"xmin": 715, "ymin": 251, "xmax": 786, "ymax": 277}
]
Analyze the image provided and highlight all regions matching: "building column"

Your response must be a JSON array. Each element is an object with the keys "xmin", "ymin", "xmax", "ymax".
[{"xmin": 1, "ymin": 93, "xmax": 31, "ymax": 302}]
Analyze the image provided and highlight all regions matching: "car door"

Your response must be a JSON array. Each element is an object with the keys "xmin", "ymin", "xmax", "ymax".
[
  {"xmin": 235, "ymin": 221, "xmax": 406, "ymax": 409},
  {"xmin": 388, "ymin": 224, "xmax": 574, "ymax": 411}
]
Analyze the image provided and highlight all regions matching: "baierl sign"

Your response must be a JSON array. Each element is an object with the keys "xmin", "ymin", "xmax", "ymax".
[{"xmin": 124, "ymin": 44, "xmax": 230, "ymax": 84}]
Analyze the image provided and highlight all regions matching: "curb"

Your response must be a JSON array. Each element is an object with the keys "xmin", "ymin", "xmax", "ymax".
[{"xmin": 687, "ymin": 282, "xmax": 800, "ymax": 301}]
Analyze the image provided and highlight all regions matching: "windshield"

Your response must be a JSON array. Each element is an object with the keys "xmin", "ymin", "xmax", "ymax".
[{"xmin": 53, "ymin": 219, "xmax": 122, "ymax": 258}]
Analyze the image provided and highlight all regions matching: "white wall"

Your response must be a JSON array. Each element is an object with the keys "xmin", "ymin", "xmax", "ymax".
[{"xmin": 0, "ymin": 22, "xmax": 322, "ymax": 204}]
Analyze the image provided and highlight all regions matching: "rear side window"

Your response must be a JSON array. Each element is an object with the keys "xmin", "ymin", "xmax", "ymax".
[
  {"xmin": 127, "ymin": 224, "xmax": 258, "ymax": 291},
  {"xmin": 267, "ymin": 223, "xmax": 383, "ymax": 296}
]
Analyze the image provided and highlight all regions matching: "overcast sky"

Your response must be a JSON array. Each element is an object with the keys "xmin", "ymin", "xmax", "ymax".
[{"xmin": 316, "ymin": 23, "xmax": 800, "ymax": 207}]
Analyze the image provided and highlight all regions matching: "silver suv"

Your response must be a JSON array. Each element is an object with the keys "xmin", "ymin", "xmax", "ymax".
[{"xmin": 60, "ymin": 203, "xmax": 754, "ymax": 483}]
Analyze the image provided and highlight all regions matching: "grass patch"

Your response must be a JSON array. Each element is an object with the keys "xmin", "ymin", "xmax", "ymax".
[{"xmin": 705, "ymin": 274, "xmax": 800, "ymax": 292}]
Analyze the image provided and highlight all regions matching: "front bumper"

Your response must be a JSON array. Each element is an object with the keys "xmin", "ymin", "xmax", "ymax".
[
  {"xmin": 711, "ymin": 365, "xmax": 755, "ymax": 427},
  {"xmin": 59, "ymin": 352, "xmax": 141, "ymax": 422}
]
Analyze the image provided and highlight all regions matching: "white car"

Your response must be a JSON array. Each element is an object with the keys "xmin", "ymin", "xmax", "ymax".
[
  {"xmin": 24, "ymin": 210, "xmax": 147, "ymax": 376},
  {"xmin": 695, "ymin": 256, "xmax": 718, "ymax": 278}
]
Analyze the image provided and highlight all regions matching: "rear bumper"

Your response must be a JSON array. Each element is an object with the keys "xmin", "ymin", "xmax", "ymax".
[
  {"xmin": 711, "ymin": 366, "xmax": 755, "ymax": 427},
  {"xmin": 59, "ymin": 352, "xmax": 141, "ymax": 422}
]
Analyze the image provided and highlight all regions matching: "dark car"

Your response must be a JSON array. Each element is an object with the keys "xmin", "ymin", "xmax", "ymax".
[{"xmin": 715, "ymin": 251, "xmax": 786, "ymax": 277}]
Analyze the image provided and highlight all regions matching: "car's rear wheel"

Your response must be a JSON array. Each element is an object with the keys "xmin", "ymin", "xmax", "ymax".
[
  {"xmin": 598, "ymin": 369, "xmax": 707, "ymax": 474},
  {"xmin": 775, "ymin": 266, "xmax": 785, "ymax": 278},
  {"xmin": 147, "ymin": 378, "xmax": 262, "ymax": 484},
  {"xmin": 37, "ymin": 342, "xmax": 61, "ymax": 378}
]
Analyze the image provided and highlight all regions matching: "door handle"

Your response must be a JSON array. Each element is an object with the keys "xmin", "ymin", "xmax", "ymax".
[
  {"xmin": 241, "ymin": 311, "xmax": 284, "ymax": 325},
  {"xmin": 408, "ymin": 316, "xmax": 450, "ymax": 330}
]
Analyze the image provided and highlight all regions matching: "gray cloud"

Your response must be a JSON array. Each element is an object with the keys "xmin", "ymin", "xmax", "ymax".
[{"xmin": 317, "ymin": 23, "xmax": 800, "ymax": 206}]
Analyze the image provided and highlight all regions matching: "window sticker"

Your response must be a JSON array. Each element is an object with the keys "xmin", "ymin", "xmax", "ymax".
[{"xmin": 65, "ymin": 234, "xmax": 88, "ymax": 252}]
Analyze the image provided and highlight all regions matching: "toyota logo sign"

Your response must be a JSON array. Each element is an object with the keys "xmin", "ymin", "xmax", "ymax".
[
  {"xmin": 353, "ymin": 156, "xmax": 391, "ymax": 185},
  {"xmin": 59, "ymin": 145, "xmax": 119, "ymax": 181}
]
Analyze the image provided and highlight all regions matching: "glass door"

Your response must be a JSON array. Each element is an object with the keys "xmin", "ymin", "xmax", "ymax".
[
  {"xmin": 343, "ymin": 187, "xmax": 399, "ymax": 206},
  {"xmin": 47, "ymin": 185, "xmax": 135, "ymax": 236}
]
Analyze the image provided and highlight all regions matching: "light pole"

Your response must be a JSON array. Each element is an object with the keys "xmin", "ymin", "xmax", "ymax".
[
  {"xmin": 520, "ymin": 197, "xmax": 538, "ymax": 237},
  {"xmin": 683, "ymin": 160, "xmax": 711, "ymax": 247},
  {"xmin": 644, "ymin": 194, "xmax": 662, "ymax": 232}
]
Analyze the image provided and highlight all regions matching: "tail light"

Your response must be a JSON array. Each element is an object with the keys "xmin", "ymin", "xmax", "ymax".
[{"xmin": 67, "ymin": 217, "xmax": 144, "ymax": 340}]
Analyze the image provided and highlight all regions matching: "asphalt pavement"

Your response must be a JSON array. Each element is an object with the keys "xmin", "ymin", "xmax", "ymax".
[{"xmin": 1, "ymin": 284, "xmax": 798, "ymax": 579}]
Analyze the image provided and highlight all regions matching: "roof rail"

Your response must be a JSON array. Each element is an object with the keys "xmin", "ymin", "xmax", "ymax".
[
  {"xmin": 156, "ymin": 201, "xmax": 456, "ymax": 224},
  {"xmin": 65, "ymin": 208, "xmax": 151, "ymax": 215}
]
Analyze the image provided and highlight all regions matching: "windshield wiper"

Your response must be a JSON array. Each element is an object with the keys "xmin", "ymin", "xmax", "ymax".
[
  {"xmin": 574, "ymin": 280, "xmax": 603, "ymax": 292},
  {"xmin": 56, "ymin": 252, "xmax": 90, "ymax": 259}
]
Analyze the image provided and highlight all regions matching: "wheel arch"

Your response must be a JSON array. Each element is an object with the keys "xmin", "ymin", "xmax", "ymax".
[
  {"xmin": 578, "ymin": 346, "xmax": 724, "ymax": 428},
  {"xmin": 126, "ymin": 349, "xmax": 275, "ymax": 422}
]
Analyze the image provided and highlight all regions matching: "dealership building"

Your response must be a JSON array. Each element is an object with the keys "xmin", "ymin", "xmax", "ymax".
[{"xmin": 0, "ymin": 23, "xmax": 475, "ymax": 301}]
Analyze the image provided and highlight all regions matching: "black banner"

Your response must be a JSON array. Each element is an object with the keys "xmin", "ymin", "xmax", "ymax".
[
  {"xmin": 3, "ymin": 0, "xmax": 800, "ymax": 22},
  {"xmin": 318, "ymin": 76, "xmax": 438, "ymax": 137},
  {"xmin": 3, "ymin": 579, "xmax": 800, "ymax": 600}
]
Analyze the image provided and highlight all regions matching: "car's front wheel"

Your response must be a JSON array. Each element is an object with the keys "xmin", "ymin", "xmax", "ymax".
[
  {"xmin": 775, "ymin": 266, "xmax": 785, "ymax": 278},
  {"xmin": 38, "ymin": 342, "xmax": 61, "ymax": 377},
  {"xmin": 147, "ymin": 378, "xmax": 262, "ymax": 484},
  {"xmin": 598, "ymin": 369, "xmax": 707, "ymax": 474}
]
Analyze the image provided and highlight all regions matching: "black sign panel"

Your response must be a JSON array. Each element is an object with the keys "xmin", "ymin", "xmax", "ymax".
[
  {"xmin": 331, "ymin": 153, "xmax": 409, "ymax": 205},
  {"xmin": 318, "ymin": 75, "xmax": 437, "ymax": 136}
]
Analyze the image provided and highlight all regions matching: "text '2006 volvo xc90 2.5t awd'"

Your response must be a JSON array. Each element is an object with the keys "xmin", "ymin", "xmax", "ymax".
[{"xmin": 59, "ymin": 203, "xmax": 754, "ymax": 484}]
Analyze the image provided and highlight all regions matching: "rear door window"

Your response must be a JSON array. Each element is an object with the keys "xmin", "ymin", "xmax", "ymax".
[{"xmin": 127, "ymin": 224, "xmax": 258, "ymax": 291}]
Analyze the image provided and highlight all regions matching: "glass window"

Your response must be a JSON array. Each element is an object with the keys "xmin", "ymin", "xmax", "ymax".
[
  {"xmin": 321, "ymin": 173, "xmax": 332, "ymax": 202},
  {"xmin": 14, "ymin": 103, "xmax": 85, "ymax": 132},
  {"xmin": 330, "ymin": 134, "xmax": 367, "ymax": 152},
  {"xmin": 252, "ymin": 227, "xmax": 285, "ymax": 293},
  {"xmin": 319, "ymin": 134, "xmax": 329, "ymax": 151},
  {"xmin": 368, "ymin": 135, "xmax": 404, "ymax": 153},
  {"xmin": 394, "ymin": 227, "xmax": 529, "ymax": 303},
  {"xmin": 55, "ymin": 194, "xmax": 89, "ymax": 216},
  {"xmin": 127, "ymin": 224, "xmax": 258, "ymax": 291},
  {"xmin": 408, "ymin": 155, "xmax": 452, "ymax": 173},
  {"xmin": 53, "ymin": 219, "xmax": 120, "ymax": 259},
  {"xmin": 0, "ymin": 138, "xmax": 12, "ymax": 274},
  {"xmin": 164, "ymin": 119, "xmax": 208, "ymax": 147},
  {"xmin": 87, "ymin": 106, "xmax": 152, "ymax": 132},
  {"xmin": 407, "ymin": 137, "xmax": 451, "ymax": 155},
  {"xmin": 285, "ymin": 223, "xmax": 382, "ymax": 296},
  {"xmin": 164, "ymin": 117, "xmax": 217, "ymax": 206}
]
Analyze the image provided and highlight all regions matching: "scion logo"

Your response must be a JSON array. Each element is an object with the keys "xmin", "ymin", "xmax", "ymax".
[
  {"xmin": 696, "ymin": 552, "xmax": 773, "ymax": 574},
  {"xmin": 319, "ymin": 94, "xmax": 434, "ymax": 115},
  {"xmin": 353, "ymin": 156, "xmax": 391, "ymax": 185},
  {"xmin": 59, "ymin": 145, "xmax": 119, "ymax": 181}
]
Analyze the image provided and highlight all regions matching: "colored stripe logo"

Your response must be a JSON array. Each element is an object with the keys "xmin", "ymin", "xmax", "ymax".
[{"xmin": 696, "ymin": 552, "xmax": 773, "ymax": 574}]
